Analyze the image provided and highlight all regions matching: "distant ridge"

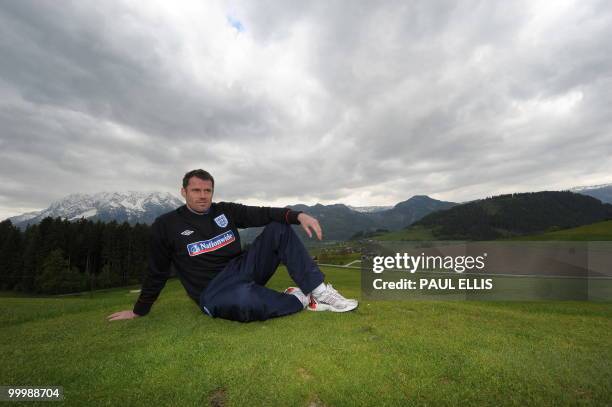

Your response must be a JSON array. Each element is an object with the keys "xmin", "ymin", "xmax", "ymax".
[
  {"xmin": 6, "ymin": 193, "xmax": 456, "ymax": 241},
  {"xmin": 239, "ymin": 196, "xmax": 457, "ymax": 243},
  {"xmin": 8, "ymin": 192, "xmax": 184, "ymax": 228},
  {"xmin": 7, "ymin": 187, "xmax": 612, "ymax": 242},
  {"xmin": 569, "ymin": 183, "xmax": 612, "ymax": 204},
  {"xmin": 412, "ymin": 191, "xmax": 612, "ymax": 240},
  {"xmin": 347, "ymin": 205, "xmax": 393, "ymax": 213}
]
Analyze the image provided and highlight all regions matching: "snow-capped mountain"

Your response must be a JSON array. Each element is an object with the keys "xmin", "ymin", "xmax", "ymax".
[
  {"xmin": 8, "ymin": 191, "xmax": 184, "ymax": 228},
  {"xmin": 569, "ymin": 182, "xmax": 612, "ymax": 192},
  {"xmin": 569, "ymin": 183, "xmax": 612, "ymax": 204},
  {"xmin": 347, "ymin": 205, "xmax": 393, "ymax": 213},
  {"xmin": 7, "ymin": 210, "xmax": 41, "ymax": 225}
]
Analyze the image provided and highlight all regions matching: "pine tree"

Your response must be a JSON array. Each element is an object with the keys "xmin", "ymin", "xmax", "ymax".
[
  {"xmin": 35, "ymin": 249, "xmax": 85, "ymax": 294},
  {"xmin": 0, "ymin": 225, "xmax": 24, "ymax": 290},
  {"xmin": 21, "ymin": 226, "xmax": 42, "ymax": 292}
]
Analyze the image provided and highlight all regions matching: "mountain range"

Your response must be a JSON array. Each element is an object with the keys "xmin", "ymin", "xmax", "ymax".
[
  {"xmin": 5, "ymin": 183, "xmax": 611, "ymax": 241},
  {"xmin": 570, "ymin": 183, "xmax": 612, "ymax": 204},
  {"xmin": 8, "ymin": 192, "xmax": 184, "ymax": 228},
  {"xmin": 6, "ymin": 192, "xmax": 456, "ymax": 242},
  {"xmin": 286, "ymin": 195, "xmax": 456, "ymax": 241}
]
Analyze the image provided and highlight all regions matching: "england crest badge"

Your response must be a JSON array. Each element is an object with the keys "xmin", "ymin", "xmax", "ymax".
[{"xmin": 214, "ymin": 214, "xmax": 228, "ymax": 228}]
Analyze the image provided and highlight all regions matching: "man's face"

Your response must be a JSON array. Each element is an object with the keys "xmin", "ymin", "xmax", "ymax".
[{"xmin": 181, "ymin": 177, "xmax": 214, "ymax": 213}]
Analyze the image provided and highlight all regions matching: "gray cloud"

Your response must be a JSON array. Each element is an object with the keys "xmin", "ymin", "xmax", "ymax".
[{"xmin": 1, "ymin": 0, "xmax": 611, "ymax": 219}]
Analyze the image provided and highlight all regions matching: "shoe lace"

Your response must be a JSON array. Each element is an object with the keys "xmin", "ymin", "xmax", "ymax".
[{"xmin": 321, "ymin": 284, "xmax": 348, "ymax": 304}]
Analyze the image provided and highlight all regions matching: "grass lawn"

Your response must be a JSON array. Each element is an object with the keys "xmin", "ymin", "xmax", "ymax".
[
  {"xmin": 371, "ymin": 220, "xmax": 612, "ymax": 243},
  {"xmin": 513, "ymin": 220, "xmax": 612, "ymax": 241},
  {"xmin": 1, "ymin": 266, "xmax": 611, "ymax": 406},
  {"xmin": 373, "ymin": 225, "xmax": 438, "ymax": 241}
]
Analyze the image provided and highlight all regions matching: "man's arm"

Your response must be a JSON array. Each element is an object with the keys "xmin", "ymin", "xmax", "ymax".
[
  {"xmin": 224, "ymin": 202, "xmax": 323, "ymax": 240},
  {"xmin": 107, "ymin": 219, "xmax": 172, "ymax": 321},
  {"xmin": 225, "ymin": 202, "xmax": 302, "ymax": 228}
]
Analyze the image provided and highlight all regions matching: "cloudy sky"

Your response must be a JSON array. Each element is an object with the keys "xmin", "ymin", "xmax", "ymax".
[{"xmin": 1, "ymin": 0, "xmax": 611, "ymax": 219}]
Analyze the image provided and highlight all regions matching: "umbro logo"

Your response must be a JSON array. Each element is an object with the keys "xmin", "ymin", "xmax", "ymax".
[{"xmin": 181, "ymin": 230, "xmax": 194, "ymax": 236}]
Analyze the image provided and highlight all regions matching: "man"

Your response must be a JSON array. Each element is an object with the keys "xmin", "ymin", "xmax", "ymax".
[{"xmin": 108, "ymin": 169, "xmax": 357, "ymax": 323}]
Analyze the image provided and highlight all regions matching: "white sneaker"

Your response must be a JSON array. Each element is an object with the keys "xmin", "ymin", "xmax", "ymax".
[
  {"xmin": 284, "ymin": 287, "xmax": 309, "ymax": 309},
  {"xmin": 308, "ymin": 283, "xmax": 358, "ymax": 312}
]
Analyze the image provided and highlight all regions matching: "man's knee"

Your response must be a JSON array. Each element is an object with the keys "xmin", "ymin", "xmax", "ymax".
[
  {"xmin": 259, "ymin": 222, "xmax": 300, "ymax": 250},
  {"xmin": 222, "ymin": 285, "xmax": 266, "ymax": 322},
  {"xmin": 262, "ymin": 221, "xmax": 294, "ymax": 238}
]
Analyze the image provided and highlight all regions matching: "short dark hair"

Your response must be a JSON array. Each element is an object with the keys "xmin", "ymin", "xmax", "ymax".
[{"xmin": 182, "ymin": 169, "xmax": 215, "ymax": 189}]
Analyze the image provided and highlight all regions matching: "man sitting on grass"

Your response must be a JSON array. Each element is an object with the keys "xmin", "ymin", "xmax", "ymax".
[{"xmin": 108, "ymin": 169, "xmax": 357, "ymax": 323}]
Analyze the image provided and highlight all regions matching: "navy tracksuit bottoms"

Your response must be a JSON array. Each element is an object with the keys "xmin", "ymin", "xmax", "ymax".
[{"xmin": 199, "ymin": 222, "xmax": 325, "ymax": 322}]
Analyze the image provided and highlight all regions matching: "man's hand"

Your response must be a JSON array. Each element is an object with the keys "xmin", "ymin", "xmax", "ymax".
[
  {"xmin": 107, "ymin": 310, "xmax": 139, "ymax": 321},
  {"xmin": 297, "ymin": 213, "xmax": 323, "ymax": 240}
]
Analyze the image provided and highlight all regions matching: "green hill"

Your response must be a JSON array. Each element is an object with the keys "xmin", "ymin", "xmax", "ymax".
[
  {"xmin": 2, "ymin": 266, "xmax": 612, "ymax": 405},
  {"xmin": 374, "ymin": 220, "xmax": 612, "ymax": 242},
  {"xmin": 411, "ymin": 191, "xmax": 612, "ymax": 240},
  {"xmin": 371, "ymin": 224, "xmax": 438, "ymax": 241},
  {"xmin": 513, "ymin": 220, "xmax": 612, "ymax": 241}
]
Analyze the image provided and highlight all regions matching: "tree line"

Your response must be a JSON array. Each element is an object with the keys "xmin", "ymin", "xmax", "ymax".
[
  {"xmin": 0, "ymin": 217, "xmax": 153, "ymax": 295},
  {"xmin": 414, "ymin": 191, "xmax": 612, "ymax": 240}
]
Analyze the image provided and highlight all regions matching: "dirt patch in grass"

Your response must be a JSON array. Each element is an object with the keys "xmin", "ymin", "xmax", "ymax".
[
  {"xmin": 297, "ymin": 367, "xmax": 312, "ymax": 380},
  {"xmin": 307, "ymin": 394, "xmax": 327, "ymax": 407},
  {"xmin": 207, "ymin": 387, "xmax": 228, "ymax": 407}
]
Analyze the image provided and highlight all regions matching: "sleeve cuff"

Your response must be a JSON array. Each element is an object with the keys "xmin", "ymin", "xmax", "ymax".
[
  {"xmin": 133, "ymin": 300, "xmax": 152, "ymax": 316},
  {"xmin": 286, "ymin": 210, "xmax": 302, "ymax": 225}
]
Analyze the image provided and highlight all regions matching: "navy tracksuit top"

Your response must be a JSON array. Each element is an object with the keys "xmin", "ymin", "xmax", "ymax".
[{"xmin": 133, "ymin": 202, "xmax": 301, "ymax": 316}]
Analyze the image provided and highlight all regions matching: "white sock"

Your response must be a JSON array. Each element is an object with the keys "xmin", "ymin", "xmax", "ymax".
[
  {"xmin": 311, "ymin": 282, "xmax": 327, "ymax": 297},
  {"xmin": 288, "ymin": 290, "xmax": 308, "ymax": 308}
]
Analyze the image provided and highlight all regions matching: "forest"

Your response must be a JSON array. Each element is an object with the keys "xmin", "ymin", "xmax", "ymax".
[{"xmin": 0, "ymin": 217, "xmax": 152, "ymax": 294}]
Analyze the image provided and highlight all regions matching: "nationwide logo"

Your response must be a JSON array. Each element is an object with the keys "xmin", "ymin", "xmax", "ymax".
[
  {"xmin": 181, "ymin": 230, "xmax": 194, "ymax": 236},
  {"xmin": 186, "ymin": 230, "xmax": 236, "ymax": 256}
]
